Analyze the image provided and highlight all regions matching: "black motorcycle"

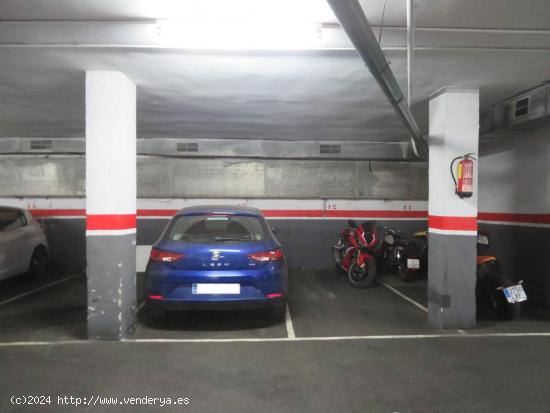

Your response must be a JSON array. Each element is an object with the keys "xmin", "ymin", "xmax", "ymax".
[
  {"xmin": 415, "ymin": 229, "xmax": 527, "ymax": 319},
  {"xmin": 379, "ymin": 227, "xmax": 422, "ymax": 282},
  {"xmin": 476, "ymin": 231, "xmax": 526, "ymax": 319}
]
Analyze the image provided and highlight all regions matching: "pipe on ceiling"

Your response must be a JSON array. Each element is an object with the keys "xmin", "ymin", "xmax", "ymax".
[
  {"xmin": 406, "ymin": 0, "xmax": 414, "ymax": 107},
  {"xmin": 326, "ymin": 0, "xmax": 428, "ymax": 158}
]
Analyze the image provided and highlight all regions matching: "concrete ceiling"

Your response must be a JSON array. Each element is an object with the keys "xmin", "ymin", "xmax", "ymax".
[{"xmin": 0, "ymin": 0, "xmax": 550, "ymax": 141}]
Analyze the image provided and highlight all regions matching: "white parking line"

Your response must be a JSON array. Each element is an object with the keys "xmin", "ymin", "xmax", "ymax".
[
  {"xmin": 285, "ymin": 304, "xmax": 295, "ymax": 339},
  {"xmin": 1, "ymin": 332, "xmax": 550, "ymax": 347},
  {"xmin": 0, "ymin": 273, "xmax": 81, "ymax": 308},
  {"xmin": 377, "ymin": 279, "xmax": 428, "ymax": 313}
]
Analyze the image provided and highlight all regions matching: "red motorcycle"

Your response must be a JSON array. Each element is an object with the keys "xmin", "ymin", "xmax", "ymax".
[{"xmin": 333, "ymin": 220, "xmax": 378, "ymax": 288}]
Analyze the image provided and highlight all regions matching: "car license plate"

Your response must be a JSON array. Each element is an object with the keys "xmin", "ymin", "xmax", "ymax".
[
  {"xmin": 503, "ymin": 284, "xmax": 527, "ymax": 303},
  {"xmin": 407, "ymin": 259, "xmax": 420, "ymax": 269},
  {"xmin": 192, "ymin": 283, "xmax": 240, "ymax": 295}
]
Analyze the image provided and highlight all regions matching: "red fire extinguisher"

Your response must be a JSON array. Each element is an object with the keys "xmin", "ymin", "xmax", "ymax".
[{"xmin": 450, "ymin": 153, "xmax": 475, "ymax": 198}]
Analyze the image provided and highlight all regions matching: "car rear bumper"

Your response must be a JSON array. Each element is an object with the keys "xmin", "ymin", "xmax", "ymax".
[
  {"xmin": 146, "ymin": 295, "xmax": 286, "ymax": 311},
  {"xmin": 145, "ymin": 267, "xmax": 288, "ymax": 309}
]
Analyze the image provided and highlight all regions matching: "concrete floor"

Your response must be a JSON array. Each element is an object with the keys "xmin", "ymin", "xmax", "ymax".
[{"xmin": 0, "ymin": 269, "xmax": 549, "ymax": 412}]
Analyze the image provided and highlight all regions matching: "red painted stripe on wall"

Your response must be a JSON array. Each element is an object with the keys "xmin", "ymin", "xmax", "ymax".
[
  {"xmin": 31, "ymin": 209, "xmax": 86, "ymax": 217},
  {"xmin": 261, "ymin": 209, "xmax": 324, "ymax": 218},
  {"xmin": 86, "ymin": 214, "xmax": 136, "ymax": 230},
  {"xmin": 29, "ymin": 208, "xmax": 430, "ymax": 219},
  {"xmin": 324, "ymin": 210, "xmax": 428, "ymax": 218},
  {"xmin": 138, "ymin": 209, "xmax": 428, "ymax": 218},
  {"xmin": 429, "ymin": 215, "xmax": 478, "ymax": 231},
  {"xmin": 26, "ymin": 208, "xmax": 549, "ymax": 226},
  {"xmin": 137, "ymin": 209, "xmax": 178, "ymax": 217},
  {"xmin": 478, "ymin": 212, "xmax": 550, "ymax": 225}
]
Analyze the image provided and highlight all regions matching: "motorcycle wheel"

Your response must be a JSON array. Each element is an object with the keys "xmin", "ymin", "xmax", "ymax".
[
  {"xmin": 347, "ymin": 259, "xmax": 377, "ymax": 289},
  {"xmin": 397, "ymin": 264, "xmax": 413, "ymax": 282},
  {"xmin": 501, "ymin": 302, "xmax": 522, "ymax": 320}
]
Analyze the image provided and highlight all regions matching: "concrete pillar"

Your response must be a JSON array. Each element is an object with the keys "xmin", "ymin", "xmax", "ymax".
[
  {"xmin": 427, "ymin": 87, "xmax": 479, "ymax": 329},
  {"xmin": 86, "ymin": 72, "xmax": 137, "ymax": 340}
]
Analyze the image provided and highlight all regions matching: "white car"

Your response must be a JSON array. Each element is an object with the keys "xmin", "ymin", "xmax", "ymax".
[{"xmin": 0, "ymin": 206, "xmax": 49, "ymax": 281}]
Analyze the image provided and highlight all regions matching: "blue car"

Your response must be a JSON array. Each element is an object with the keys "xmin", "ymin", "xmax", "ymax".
[{"xmin": 145, "ymin": 205, "xmax": 288, "ymax": 321}]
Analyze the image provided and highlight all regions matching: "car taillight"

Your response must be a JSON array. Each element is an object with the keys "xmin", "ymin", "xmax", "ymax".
[
  {"xmin": 248, "ymin": 249, "xmax": 284, "ymax": 262},
  {"xmin": 149, "ymin": 248, "xmax": 184, "ymax": 262},
  {"xmin": 148, "ymin": 295, "xmax": 164, "ymax": 300}
]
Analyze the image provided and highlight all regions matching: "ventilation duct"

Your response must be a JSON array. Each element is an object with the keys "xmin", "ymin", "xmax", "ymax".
[
  {"xmin": 0, "ymin": 137, "xmax": 418, "ymax": 161},
  {"xmin": 480, "ymin": 81, "xmax": 550, "ymax": 136},
  {"xmin": 176, "ymin": 142, "xmax": 199, "ymax": 152},
  {"xmin": 319, "ymin": 144, "xmax": 342, "ymax": 154},
  {"xmin": 29, "ymin": 139, "xmax": 53, "ymax": 150}
]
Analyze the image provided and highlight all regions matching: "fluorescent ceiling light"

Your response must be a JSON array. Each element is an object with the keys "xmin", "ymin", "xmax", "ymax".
[
  {"xmin": 142, "ymin": 0, "xmax": 336, "ymax": 21},
  {"xmin": 149, "ymin": 0, "xmax": 337, "ymax": 50}
]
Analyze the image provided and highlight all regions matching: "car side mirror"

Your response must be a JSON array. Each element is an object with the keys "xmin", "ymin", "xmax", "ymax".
[{"xmin": 271, "ymin": 227, "xmax": 280, "ymax": 234}]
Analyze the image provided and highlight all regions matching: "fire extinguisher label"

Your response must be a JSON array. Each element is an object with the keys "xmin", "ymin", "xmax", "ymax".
[{"xmin": 456, "ymin": 157, "xmax": 474, "ymax": 196}]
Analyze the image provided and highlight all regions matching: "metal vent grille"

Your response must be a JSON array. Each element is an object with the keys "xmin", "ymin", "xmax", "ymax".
[
  {"xmin": 514, "ymin": 97, "xmax": 529, "ymax": 118},
  {"xmin": 30, "ymin": 139, "xmax": 53, "ymax": 150},
  {"xmin": 176, "ymin": 142, "xmax": 199, "ymax": 152},
  {"xmin": 319, "ymin": 144, "xmax": 341, "ymax": 154}
]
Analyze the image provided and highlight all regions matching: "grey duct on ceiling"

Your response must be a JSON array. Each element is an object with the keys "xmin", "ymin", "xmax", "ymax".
[
  {"xmin": 480, "ymin": 81, "xmax": 550, "ymax": 136},
  {"xmin": 0, "ymin": 137, "xmax": 418, "ymax": 161},
  {"xmin": 326, "ymin": 0, "xmax": 428, "ymax": 158}
]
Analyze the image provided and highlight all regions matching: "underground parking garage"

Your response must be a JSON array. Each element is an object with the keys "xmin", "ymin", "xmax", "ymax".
[{"xmin": 1, "ymin": 0, "xmax": 550, "ymax": 411}]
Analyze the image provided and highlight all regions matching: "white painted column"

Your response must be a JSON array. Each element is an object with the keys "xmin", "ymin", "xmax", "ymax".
[
  {"xmin": 427, "ymin": 87, "xmax": 479, "ymax": 329},
  {"xmin": 86, "ymin": 71, "xmax": 137, "ymax": 340}
]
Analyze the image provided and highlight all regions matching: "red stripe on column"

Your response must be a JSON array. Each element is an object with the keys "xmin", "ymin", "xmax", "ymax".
[
  {"xmin": 429, "ymin": 215, "xmax": 477, "ymax": 231},
  {"xmin": 478, "ymin": 212, "xmax": 550, "ymax": 225},
  {"xmin": 86, "ymin": 214, "xmax": 136, "ymax": 230}
]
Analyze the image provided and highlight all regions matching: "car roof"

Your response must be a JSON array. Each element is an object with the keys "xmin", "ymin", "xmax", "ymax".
[
  {"xmin": 175, "ymin": 205, "xmax": 263, "ymax": 217},
  {"xmin": 0, "ymin": 205, "xmax": 25, "ymax": 213}
]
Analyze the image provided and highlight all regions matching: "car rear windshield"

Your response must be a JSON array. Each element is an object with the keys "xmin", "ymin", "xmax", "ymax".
[
  {"xmin": 166, "ymin": 214, "xmax": 266, "ymax": 244},
  {"xmin": 0, "ymin": 208, "xmax": 26, "ymax": 231}
]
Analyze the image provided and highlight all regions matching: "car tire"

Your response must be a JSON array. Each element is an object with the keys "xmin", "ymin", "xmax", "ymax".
[
  {"xmin": 146, "ymin": 303, "xmax": 166, "ymax": 323},
  {"xmin": 501, "ymin": 302, "xmax": 522, "ymax": 320},
  {"xmin": 397, "ymin": 265, "xmax": 413, "ymax": 282},
  {"xmin": 270, "ymin": 302, "xmax": 287, "ymax": 321},
  {"xmin": 28, "ymin": 246, "xmax": 48, "ymax": 277}
]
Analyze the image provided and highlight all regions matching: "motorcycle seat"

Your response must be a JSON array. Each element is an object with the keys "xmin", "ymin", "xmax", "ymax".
[{"xmin": 477, "ymin": 255, "xmax": 496, "ymax": 265}]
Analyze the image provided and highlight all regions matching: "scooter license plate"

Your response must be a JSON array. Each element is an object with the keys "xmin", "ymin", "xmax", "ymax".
[
  {"xmin": 407, "ymin": 259, "xmax": 420, "ymax": 269},
  {"xmin": 503, "ymin": 285, "xmax": 527, "ymax": 304}
]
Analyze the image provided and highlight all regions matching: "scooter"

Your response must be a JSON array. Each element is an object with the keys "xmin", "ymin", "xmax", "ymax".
[
  {"xmin": 379, "ymin": 226, "xmax": 422, "ymax": 282},
  {"xmin": 412, "ymin": 229, "xmax": 527, "ymax": 319},
  {"xmin": 476, "ymin": 231, "xmax": 527, "ymax": 319},
  {"xmin": 413, "ymin": 230, "xmax": 429, "ymax": 278},
  {"xmin": 333, "ymin": 220, "xmax": 378, "ymax": 288}
]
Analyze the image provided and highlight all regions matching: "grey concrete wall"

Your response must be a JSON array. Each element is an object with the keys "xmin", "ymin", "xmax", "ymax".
[
  {"xmin": 479, "ymin": 125, "xmax": 550, "ymax": 215},
  {"xmin": 43, "ymin": 217, "xmax": 428, "ymax": 271},
  {"xmin": 137, "ymin": 218, "xmax": 428, "ymax": 270},
  {"xmin": 479, "ymin": 125, "xmax": 550, "ymax": 307},
  {"xmin": 42, "ymin": 219, "xmax": 86, "ymax": 272},
  {"xmin": 0, "ymin": 155, "xmax": 428, "ymax": 200},
  {"xmin": 0, "ymin": 152, "xmax": 427, "ymax": 273}
]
